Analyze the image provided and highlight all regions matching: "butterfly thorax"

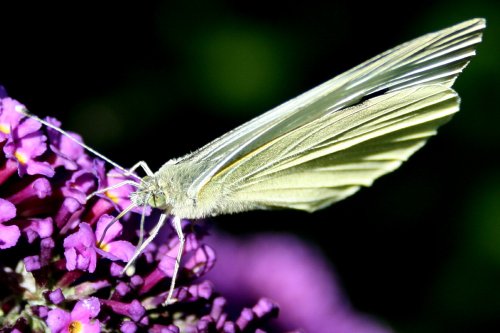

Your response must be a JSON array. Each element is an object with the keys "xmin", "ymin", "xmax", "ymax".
[{"xmin": 137, "ymin": 158, "xmax": 223, "ymax": 219}]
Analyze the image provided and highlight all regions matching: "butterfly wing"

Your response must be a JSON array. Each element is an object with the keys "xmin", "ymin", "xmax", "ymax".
[
  {"xmin": 197, "ymin": 85, "xmax": 457, "ymax": 212},
  {"xmin": 183, "ymin": 18, "xmax": 484, "ymax": 202}
]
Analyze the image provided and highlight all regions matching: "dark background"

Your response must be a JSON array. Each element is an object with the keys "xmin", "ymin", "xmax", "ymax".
[{"xmin": 1, "ymin": 1, "xmax": 499, "ymax": 332}]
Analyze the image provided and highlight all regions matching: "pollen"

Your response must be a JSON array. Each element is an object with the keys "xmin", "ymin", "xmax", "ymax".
[
  {"xmin": 69, "ymin": 321, "xmax": 83, "ymax": 333},
  {"xmin": 0, "ymin": 124, "xmax": 10, "ymax": 134},
  {"xmin": 105, "ymin": 191, "xmax": 119, "ymax": 204},
  {"xmin": 14, "ymin": 151, "xmax": 28, "ymax": 164},
  {"xmin": 99, "ymin": 242, "xmax": 110, "ymax": 252}
]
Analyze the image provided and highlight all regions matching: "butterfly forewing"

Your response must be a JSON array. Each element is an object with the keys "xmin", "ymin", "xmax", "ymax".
[
  {"xmin": 197, "ymin": 85, "xmax": 458, "ymax": 212},
  {"xmin": 184, "ymin": 19, "xmax": 484, "ymax": 201}
]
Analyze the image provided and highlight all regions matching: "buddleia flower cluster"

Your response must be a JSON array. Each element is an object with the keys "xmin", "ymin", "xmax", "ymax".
[{"xmin": 0, "ymin": 87, "xmax": 283, "ymax": 333}]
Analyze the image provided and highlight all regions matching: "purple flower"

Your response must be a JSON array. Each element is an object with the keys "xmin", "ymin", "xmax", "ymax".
[
  {"xmin": 94, "ymin": 215, "xmax": 135, "ymax": 262},
  {"xmin": 47, "ymin": 288, "xmax": 65, "ymax": 305},
  {"xmin": 21, "ymin": 217, "xmax": 53, "ymax": 243},
  {"xmin": 137, "ymin": 227, "xmax": 217, "ymax": 298},
  {"xmin": 61, "ymin": 164, "xmax": 100, "ymax": 206},
  {"xmin": 62, "ymin": 215, "xmax": 135, "ymax": 274},
  {"xmin": 207, "ymin": 233, "xmax": 393, "ymax": 333},
  {"xmin": 64, "ymin": 222, "xmax": 98, "ymax": 273},
  {"xmin": 46, "ymin": 297, "xmax": 101, "ymax": 333},
  {"xmin": 0, "ymin": 198, "xmax": 20, "ymax": 249},
  {"xmin": 0, "ymin": 98, "xmax": 25, "ymax": 142},
  {"xmin": 46, "ymin": 117, "xmax": 91, "ymax": 171},
  {"xmin": 3, "ymin": 113, "xmax": 54, "ymax": 177},
  {"xmin": 95, "ymin": 166, "xmax": 146, "ymax": 214},
  {"xmin": 100, "ymin": 299, "xmax": 145, "ymax": 322}
]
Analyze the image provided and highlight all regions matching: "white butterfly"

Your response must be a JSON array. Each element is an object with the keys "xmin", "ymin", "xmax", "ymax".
[{"xmin": 20, "ymin": 18, "xmax": 485, "ymax": 305}]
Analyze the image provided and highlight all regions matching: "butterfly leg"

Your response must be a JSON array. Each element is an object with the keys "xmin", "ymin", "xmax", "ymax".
[
  {"xmin": 165, "ymin": 215, "xmax": 184, "ymax": 306},
  {"xmin": 108, "ymin": 161, "xmax": 153, "ymax": 180},
  {"xmin": 127, "ymin": 161, "xmax": 154, "ymax": 176},
  {"xmin": 122, "ymin": 213, "xmax": 168, "ymax": 274},
  {"xmin": 120, "ymin": 161, "xmax": 155, "ymax": 251},
  {"xmin": 107, "ymin": 161, "xmax": 154, "ymax": 251}
]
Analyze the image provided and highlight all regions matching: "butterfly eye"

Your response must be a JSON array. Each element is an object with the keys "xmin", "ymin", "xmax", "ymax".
[{"xmin": 148, "ymin": 191, "xmax": 166, "ymax": 209}]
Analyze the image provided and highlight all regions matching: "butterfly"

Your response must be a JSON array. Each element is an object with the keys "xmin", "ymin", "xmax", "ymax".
[{"xmin": 19, "ymin": 18, "xmax": 485, "ymax": 304}]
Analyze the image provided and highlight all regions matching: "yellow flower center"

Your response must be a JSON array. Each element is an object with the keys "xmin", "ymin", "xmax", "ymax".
[
  {"xmin": 99, "ymin": 242, "xmax": 110, "ymax": 252},
  {"xmin": 69, "ymin": 321, "xmax": 83, "ymax": 333},
  {"xmin": 105, "ymin": 191, "xmax": 119, "ymax": 203},
  {"xmin": 0, "ymin": 124, "xmax": 10, "ymax": 134},
  {"xmin": 14, "ymin": 151, "xmax": 28, "ymax": 164}
]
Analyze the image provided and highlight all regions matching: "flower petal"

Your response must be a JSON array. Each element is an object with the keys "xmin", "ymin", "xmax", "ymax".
[
  {"xmin": 72, "ymin": 297, "xmax": 101, "ymax": 321},
  {"xmin": 95, "ymin": 215, "xmax": 122, "ymax": 243},
  {"xmin": 98, "ymin": 240, "xmax": 135, "ymax": 262},
  {"xmin": 0, "ymin": 224, "xmax": 21, "ymax": 249},
  {"xmin": 0, "ymin": 198, "xmax": 16, "ymax": 222},
  {"xmin": 46, "ymin": 308, "xmax": 71, "ymax": 333},
  {"xmin": 63, "ymin": 223, "xmax": 97, "ymax": 273}
]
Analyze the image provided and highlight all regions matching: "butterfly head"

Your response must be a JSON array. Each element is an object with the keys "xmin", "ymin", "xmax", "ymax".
[{"xmin": 131, "ymin": 175, "xmax": 168, "ymax": 209}]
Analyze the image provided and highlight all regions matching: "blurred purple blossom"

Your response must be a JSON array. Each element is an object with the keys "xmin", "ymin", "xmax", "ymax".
[{"xmin": 207, "ymin": 233, "xmax": 393, "ymax": 333}]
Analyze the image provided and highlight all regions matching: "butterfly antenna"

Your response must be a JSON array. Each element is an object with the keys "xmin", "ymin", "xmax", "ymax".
[
  {"xmin": 98, "ymin": 202, "xmax": 137, "ymax": 246},
  {"xmin": 15, "ymin": 105, "xmax": 140, "ymax": 180}
]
